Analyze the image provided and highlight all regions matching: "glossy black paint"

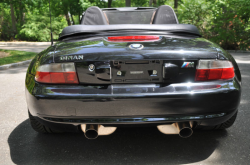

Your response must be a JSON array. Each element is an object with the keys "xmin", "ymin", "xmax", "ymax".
[
  {"xmin": 26, "ymin": 77, "xmax": 241, "ymax": 125},
  {"xmin": 75, "ymin": 59, "xmax": 198, "ymax": 84},
  {"xmin": 53, "ymin": 37, "xmax": 220, "ymax": 63},
  {"xmin": 27, "ymin": 36, "xmax": 241, "ymax": 83},
  {"xmin": 25, "ymin": 34, "xmax": 242, "ymax": 130}
]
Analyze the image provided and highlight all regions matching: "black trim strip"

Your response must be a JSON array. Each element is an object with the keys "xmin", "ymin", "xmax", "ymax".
[{"xmin": 42, "ymin": 113, "xmax": 226, "ymax": 124}]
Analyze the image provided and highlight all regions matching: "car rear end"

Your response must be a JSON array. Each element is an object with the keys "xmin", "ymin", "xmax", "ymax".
[{"xmin": 25, "ymin": 35, "xmax": 241, "ymax": 138}]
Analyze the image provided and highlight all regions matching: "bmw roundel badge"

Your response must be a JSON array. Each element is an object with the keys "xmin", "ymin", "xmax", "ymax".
[
  {"xmin": 129, "ymin": 44, "xmax": 144, "ymax": 50},
  {"xmin": 88, "ymin": 64, "xmax": 95, "ymax": 72}
]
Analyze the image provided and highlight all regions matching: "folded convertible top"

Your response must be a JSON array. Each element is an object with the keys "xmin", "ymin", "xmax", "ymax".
[{"xmin": 59, "ymin": 24, "xmax": 201, "ymax": 39}]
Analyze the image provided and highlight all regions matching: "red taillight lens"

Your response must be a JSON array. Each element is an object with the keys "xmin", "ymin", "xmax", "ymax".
[
  {"xmin": 195, "ymin": 60, "xmax": 234, "ymax": 81},
  {"xmin": 107, "ymin": 36, "xmax": 160, "ymax": 42},
  {"xmin": 35, "ymin": 63, "xmax": 79, "ymax": 84}
]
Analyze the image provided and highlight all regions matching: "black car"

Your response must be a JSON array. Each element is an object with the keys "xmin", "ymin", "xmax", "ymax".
[{"xmin": 25, "ymin": 5, "xmax": 241, "ymax": 139}]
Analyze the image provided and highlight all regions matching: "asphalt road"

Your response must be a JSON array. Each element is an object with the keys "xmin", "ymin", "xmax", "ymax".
[{"xmin": 0, "ymin": 52, "xmax": 250, "ymax": 165}]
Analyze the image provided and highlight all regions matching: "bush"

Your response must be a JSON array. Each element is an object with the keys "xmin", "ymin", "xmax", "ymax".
[
  {"xmin": 18, "ymin": 14, "xmax": 67, "ymax": 41},
  {"xmin": 178, "ymin": 0, "xmax": 250, "ymax": 50},
  {"xmin": 0, "ymin": 3, "xmax": 13, "ymax": 41}
]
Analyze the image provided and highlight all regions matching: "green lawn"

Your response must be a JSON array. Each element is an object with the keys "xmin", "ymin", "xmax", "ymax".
[{"xmin": 0, "ymin": 49, "xmax": 37, "ymax": 66}]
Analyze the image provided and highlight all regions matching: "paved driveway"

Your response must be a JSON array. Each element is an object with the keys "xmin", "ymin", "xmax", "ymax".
[
  {"xmin": 0, "ymin": 43, "xmax": 50, "ymax": 53},
  {"xmin": 0, "ymin": 52, "xmax": 249, "ymax": 164}
]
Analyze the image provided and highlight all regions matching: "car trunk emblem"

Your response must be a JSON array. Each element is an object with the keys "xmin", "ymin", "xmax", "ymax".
[
  {"xmin": 60, "ymin": 55, "xmax": 84, "ymax": 61},
  {"xmin": 88, "ymin": 64, "xmax": 95, "ymax": 71},
  {"xmin": 129, "ymin": 44, "xmax": 144, "ymax": 50},
  {"xmin": 181, "ymin": 62, "xmax": 194, "ymax": 68}
]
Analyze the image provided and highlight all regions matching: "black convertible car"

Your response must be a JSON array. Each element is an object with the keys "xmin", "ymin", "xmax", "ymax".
[{"xmin": 25, "ymin": 5, "xmax": 241, "ymax": 139}]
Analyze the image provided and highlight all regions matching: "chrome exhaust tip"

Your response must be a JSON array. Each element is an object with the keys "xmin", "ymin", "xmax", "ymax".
[
  {"xmin": 84, "ymin": 124, "xmax": 99, "ymax": 139},
  {"xmin": 157, "ymin": 122, "xmax": 193, "ymax": 138},
  {"xmin": 174, "ymin": 122, "xmax": 193, "ymax": 138},
  {"xmin": 81, "ymin": 124, "xmax": 117, "ymax": 139}
]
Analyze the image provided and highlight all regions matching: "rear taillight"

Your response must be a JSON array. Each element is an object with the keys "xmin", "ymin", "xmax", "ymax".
[
  {"xmin": 195, "ymin": 60, "xmax": 234, "ymax": 81},
  {"xmin": 107, "ymin": 36, "xmax": 160, "ymax": 42},
  {"xmin": 35, "ymin": 63, "xmax": 79, "ymax": 84}
]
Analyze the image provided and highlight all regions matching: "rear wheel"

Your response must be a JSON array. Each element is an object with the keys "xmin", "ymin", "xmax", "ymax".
[
  {"xmin": 28, "ymin": 112, "xmax": 61, "ymax": 133},
  {"xmin": 195, "ymin": 110, "xmax": 238, "ymax": 130}
]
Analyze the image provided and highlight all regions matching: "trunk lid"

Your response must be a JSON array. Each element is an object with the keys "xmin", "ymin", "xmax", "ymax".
[{"xmin": 53, "ymin": 37, "xmax": 219, "ymax": 84}]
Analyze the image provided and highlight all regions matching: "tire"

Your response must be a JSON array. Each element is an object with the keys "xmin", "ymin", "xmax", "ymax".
[
  {"xmin": 28, "ymin": 112, "xmax": 61, "ymax": 133},
  {"xmin": 195, "ymin": 110, "xmax": 238, "ymax": 130}
]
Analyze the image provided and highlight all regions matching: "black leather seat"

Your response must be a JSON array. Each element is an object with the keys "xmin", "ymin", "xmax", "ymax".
[
  {"xmin": 81, "ymin": 6, "xmax": 108, "ymax": 25},
  {"xmin": 152, "ymin": 5, "xmax": 179, "ymax": 24}
]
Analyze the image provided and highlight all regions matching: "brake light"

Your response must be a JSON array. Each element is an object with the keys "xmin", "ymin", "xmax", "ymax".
[
  {"xmin": 195, "ymin": 60, "xmax": 234, "ymax": 81},
  {"xmin": 35, "ymin": 63, "xmax": 79, "ymax": 84},
  {"xmin": 107, "ymin": 36, "xmax": 160, "ymax": 42}
]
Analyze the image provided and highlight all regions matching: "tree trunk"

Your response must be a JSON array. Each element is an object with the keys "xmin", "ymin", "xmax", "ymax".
[
  {"xmin": 19, "ymin": 0, "xmax": 25, "ymax": 26},
  {"xmin": 0, "ymin": 10, "xmax": 4, "ymax": 39},
  {"xmin": 70, "ymin": 14, "xmax": 75, "ymax": 25},
  {"xmin": 125, "ymin": 0, "xmax": 131, "ymax": 7},
  {"xmin": 65, "ymin": 13, "xmax": 72, "ymax": 26},
  {"xmin": 108, "ymin": 0, "xmax": 112, "ymax": 8},
  {"xmin": 149, "ymin": 0, "xmax": 153, "ymax": 7},
  {"xmin": 174, "ymin": 0, "xmax": 178, "ymax": 10},
  {"xmin": 79, "ymin": 14, "xmax": 81, "ymax": 24},
  {"xmin": 10, "ymin": 0, "xmax": 17, "ymax": 38},
  {"xmin": 22, "ymin": 13, "xmax": 25, "ymax": 24},
  {"xmin": 153, "ymin": 0, "xmax": 157, "ymax": 7}
]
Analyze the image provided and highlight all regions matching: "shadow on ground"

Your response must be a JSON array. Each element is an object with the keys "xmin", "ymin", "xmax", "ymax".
[{"xmin": 8, "ymin": 120, "xmax": 227, "ymax": 165}]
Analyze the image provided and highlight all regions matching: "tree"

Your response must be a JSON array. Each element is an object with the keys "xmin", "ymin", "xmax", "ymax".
[
  {"xmin": 126, "ymin": 0, "xmax": 131, "ymax": 7},
  {"xmin": 149, "ymin": 0, "xmax": 153, "ymax": 6},
  {"xmin": 174, "ymin": 0, "xmax": 178, "ymax": 10},
  {"xmin": 10, "ymin": 0, "xmax": 17, "ymax": 38},
  {"xmin": 108, "ymin": 0, "xmax": 112, "ymax": 7}
]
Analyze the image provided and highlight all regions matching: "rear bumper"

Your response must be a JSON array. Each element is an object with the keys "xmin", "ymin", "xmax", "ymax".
[{"xmin": 26, "ymin": 75, "xmax": 241, "ymax": 127}]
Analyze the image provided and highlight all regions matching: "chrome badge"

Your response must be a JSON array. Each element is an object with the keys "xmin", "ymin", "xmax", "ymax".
[
  {"xmin": 60, "ymin": 55, "xmax": 83, "ymax": 61},
  {"xmin": 88, "ymin": 64, "xmax": 95, "ymax": 72},
  {"xmin": 181, "ymin": 62, "xmax": 194, "ymax": 68},
  {"xmin": 129, "ymin": 44, "xmax": 144, "ymax": 50}
]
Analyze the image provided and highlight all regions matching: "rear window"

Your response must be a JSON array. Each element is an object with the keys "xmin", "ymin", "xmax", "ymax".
[{"xmin": 104, "ymin": 10, "xmax": 155, "ymax": 24}]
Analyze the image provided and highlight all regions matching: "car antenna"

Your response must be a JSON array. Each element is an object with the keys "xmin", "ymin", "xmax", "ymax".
[{"xmin": 49, "ymin": 0, "xmax": 53, "ymax": 46}]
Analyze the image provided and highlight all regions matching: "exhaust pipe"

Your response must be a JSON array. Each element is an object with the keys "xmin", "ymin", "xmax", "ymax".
[
  {"xmin": 174, "ymin": 122, "xmax": 193, "ymax": 138},
  {"xmin": 81, "ymin": 124, "xmax": 117, "ymax": 139},
  {"xmin": 84, "ymin": 124, "xmax": 99, "ymax": 139}
]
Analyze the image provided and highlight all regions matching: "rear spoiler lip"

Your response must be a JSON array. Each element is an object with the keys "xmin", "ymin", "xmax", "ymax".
[{"xmin": 59, "ymin": 24, "xmax": 201, "ymax": 40}]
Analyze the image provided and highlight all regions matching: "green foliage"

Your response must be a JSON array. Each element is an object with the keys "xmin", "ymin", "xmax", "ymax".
[
  {"xmin": 112, "ymin": 0, "xmax": 125, "ymax": 7},
  {"xmin": 79, "ymin": 0, "xmax": 95, "ymax": 11},
  {"xmin": 1, "ymin": 0, "xmax": 250, "ymax": 50},
  {"xmin": 208, "ymin": 0, "xmax": 250, "ymax": 50},
  {"xmin": 18, "ymin": 14, "xmax": 67, "ymax": 41},
  {"xmin": 0, "ymin": 3, "xmax": 13, "ymax": 40},
  {"xmin": 178, "ymin": 0, "xmax": 250, "ymax": 50},
  {"xmin": 178, "ymin": 0, "xmax": 213, "ymax": 39}
]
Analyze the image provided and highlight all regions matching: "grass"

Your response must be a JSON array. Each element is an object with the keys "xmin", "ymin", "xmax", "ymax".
[{"xmin": 0, "ymin": 49, "xmax": 37, "ymax": 66}]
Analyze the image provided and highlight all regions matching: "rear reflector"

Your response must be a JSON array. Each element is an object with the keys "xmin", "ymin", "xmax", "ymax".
[
  {"xmin": 35, "ymin": 63, "xmax": 79, "ymax": 84},
  {"xmin": 107, "ymin": 36, "xmax": 160, "ymax": 42},
  {"xmin": 195, "ymin": 60, "xmax": 234, "ymax": 81}
]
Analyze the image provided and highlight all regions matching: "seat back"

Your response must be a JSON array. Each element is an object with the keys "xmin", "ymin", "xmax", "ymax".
[
  {"xmin": 152, "ymin": 5, "xmax": 179, "ymax": 24},
  {"xmin": 81, "ymin": 6, "xmax": 108, "ymax": 25}
]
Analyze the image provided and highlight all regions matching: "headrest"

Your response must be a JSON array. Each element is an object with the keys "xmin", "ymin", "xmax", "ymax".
[
  {"xmin": 152, "ymin": 5, "xmax": 179, "ymax": 24},
  {"xmin": 81, "ymin": 6, "xmax": 108, "ymax": 25}
]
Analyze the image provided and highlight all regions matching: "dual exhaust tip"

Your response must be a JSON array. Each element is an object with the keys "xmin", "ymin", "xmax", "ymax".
[
  {"xmin": 174, "ymin": 122, "xmax": 193, "ymax": 138},
  {"xmin": 84, "ymin": 124, "xmax": 99, "ymax": 139},
  {"xmin": 81, "ymin": 124, "xmax": 117, "ymax": 139},
  {"xmin": 82, "ymin": 122, "xmax": 193, "ymax": 139}
]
